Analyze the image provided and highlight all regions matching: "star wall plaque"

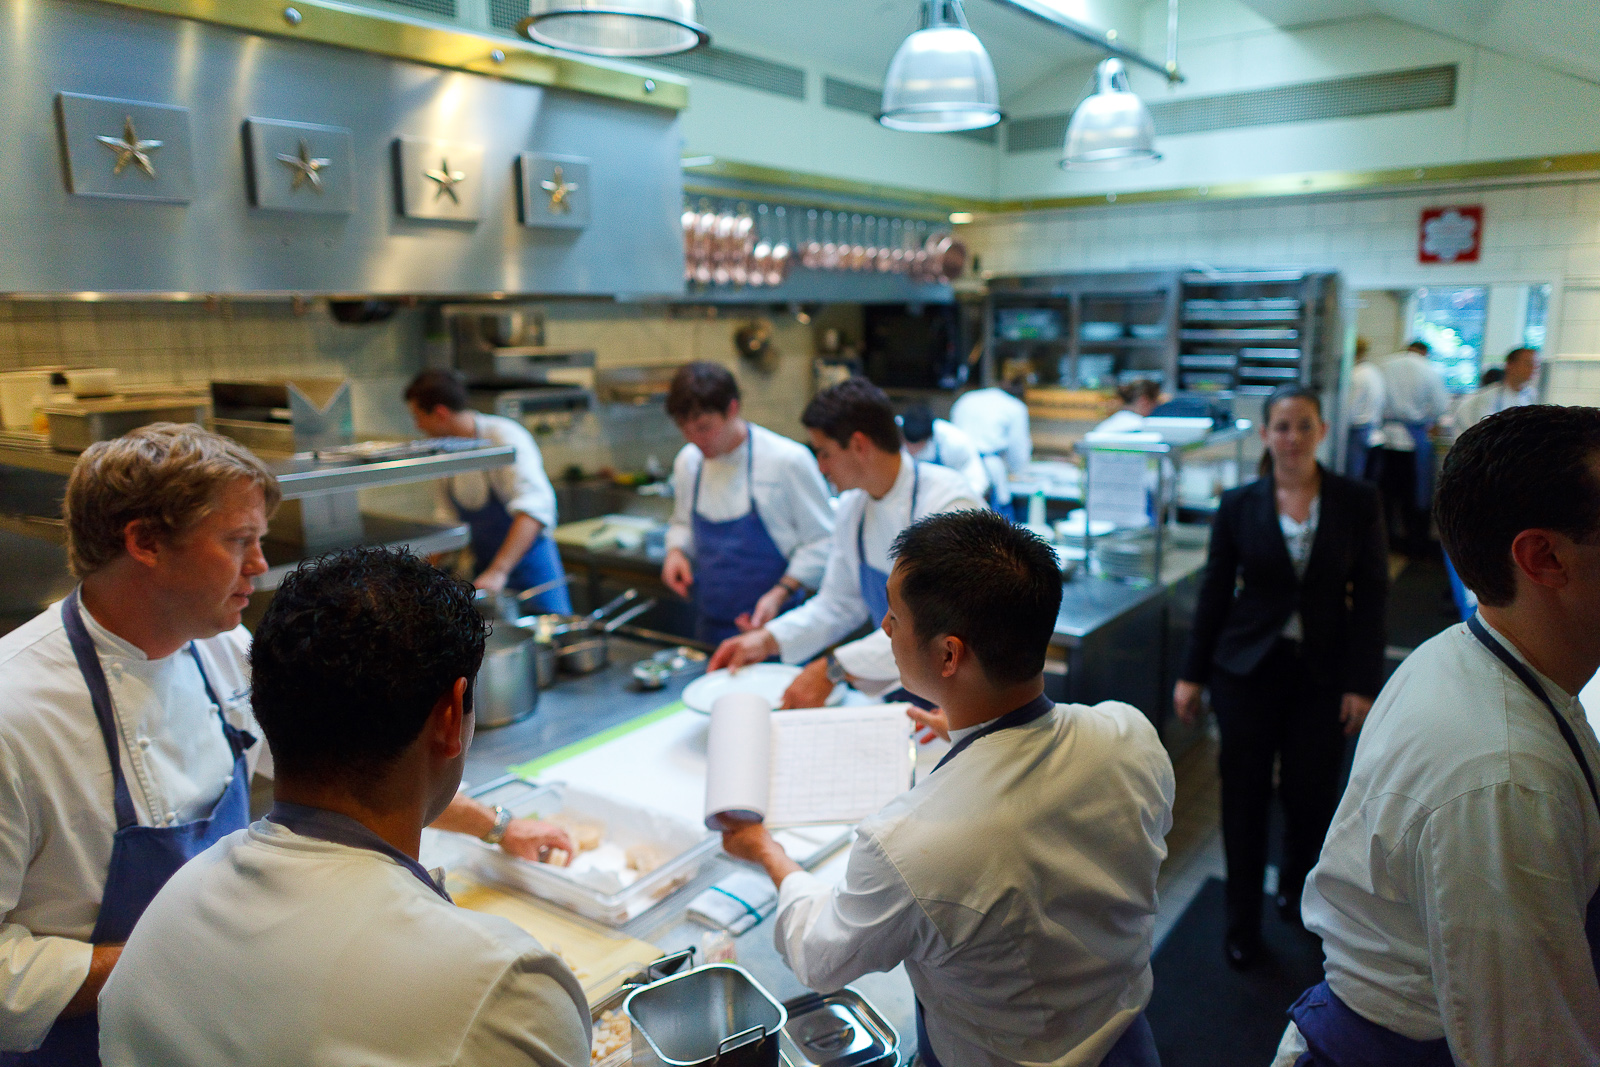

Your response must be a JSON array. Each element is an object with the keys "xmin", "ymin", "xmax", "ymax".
[
  {"xmin": 516, "ymin": 153, "xmax": 591, "ymax": 230},
  {"xmin": 243, "ymin": 118, "xmax": 354, "ymax": 214},
  {"xmin": 56, "ymin": 92, "xmax": 193, "ymax": 203},
  {"xmin": 393, "ymin": 136, "xmax": 485, "ymax": 221}
]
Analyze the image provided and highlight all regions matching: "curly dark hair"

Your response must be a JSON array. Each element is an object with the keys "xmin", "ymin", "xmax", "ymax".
[
  {"xmin": 890, "ymin": 509, "xmax": 1061, "ymax": 686},
  {"xmin": 250, "ymin": 547, "xmax": 489, "ymax": 784},
  {"xmin": 1436, "ymin": 404, "xmax": 1600, "ymax": 607}
]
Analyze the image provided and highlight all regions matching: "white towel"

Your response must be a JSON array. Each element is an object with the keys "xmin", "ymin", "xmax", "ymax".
[{"xmin": 686, "ymin": 870, "xmax": 777, "ymax": 935}]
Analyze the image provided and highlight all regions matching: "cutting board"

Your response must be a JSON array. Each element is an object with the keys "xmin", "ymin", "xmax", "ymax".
[{"xmin": 447, "ymin": 873, "xmax": 662, "ymax": 999}]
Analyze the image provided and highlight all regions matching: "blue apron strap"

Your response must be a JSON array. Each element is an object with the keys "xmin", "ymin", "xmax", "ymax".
[
  {"xmin": 932, "ymin": 693, "xmax": 1054, "ymax": 773},
  {"xmin": 268, "ymin": 802, "xmax": 453, "ymax": 903},
  {"xmin": 60, "ymin": 589, "xmax": 139, "ymax": 832},
  {"xmin": 185, "ymin": 642, "xmax": 254, "ymax": 761}
]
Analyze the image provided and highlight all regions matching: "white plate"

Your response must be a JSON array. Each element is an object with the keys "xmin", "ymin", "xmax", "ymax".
[{"xmin": 682, "ymin": 664, "xmax": 802, "ymax": 714}]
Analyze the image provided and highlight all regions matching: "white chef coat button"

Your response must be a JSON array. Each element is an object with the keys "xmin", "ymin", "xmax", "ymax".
[
  {"xmin": 165, "ymin": 811, "xmax": 177, "ymax": 823},
  {"xmin": 137, "ymin": 737, "xmax": 151, "ymax": 749}
]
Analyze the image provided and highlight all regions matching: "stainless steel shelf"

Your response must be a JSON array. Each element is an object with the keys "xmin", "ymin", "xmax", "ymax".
[
  {"xmin": 0, "ymin": 513, "xmax": 66, "ymax": 544},
  {"xmin": 271, "ymin": 444, "xmax": 515, "ymax": 499},
  {"xmin": 258, "ymin": 515, "xmax": 470, "ymax": 591}
]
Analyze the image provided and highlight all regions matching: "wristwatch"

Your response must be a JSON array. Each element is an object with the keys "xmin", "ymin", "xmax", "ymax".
[
  {"xmin": 481, "ymin": 805, "xmax": 513, "ymax": 846},
  {"xmin": 824, "ymin": 653, "xmax": 847, "ymax": 686}
]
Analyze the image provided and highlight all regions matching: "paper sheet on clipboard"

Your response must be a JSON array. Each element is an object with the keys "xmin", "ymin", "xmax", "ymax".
[{"xmin": 704, "ymin": 694, "xmax": 913, "ymax": 828}]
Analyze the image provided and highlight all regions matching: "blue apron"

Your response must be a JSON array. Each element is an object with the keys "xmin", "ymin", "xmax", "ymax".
[
  {"xmin": 914, "ymin": 696, "xmax": 1160, "ymax": 1067},
  {"xmin": 857, "ymin": 462, "xmax": 920, "ymax": 627},
  {"xmin": 7, "ymin": 590, "xmax": 253, "ymax": 1067},
  {"xmin": 448, "ymin": 481, "xmax": 572, "ymax": 615},
  {"xmin": 690, "ymin": 434, "xmax": 799, "ymax": 646},
  {"xmin": 1288, "ymin": 616, "xmax": 1600, "ymax": 1066},
  {"xmin": 1345, "ymin": 426, "xmax": 1375, "ymax": 481}
]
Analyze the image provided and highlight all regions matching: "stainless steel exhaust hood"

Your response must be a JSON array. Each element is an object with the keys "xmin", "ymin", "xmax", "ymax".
[{"xmin": 0, "ymin": 1, "xmax": 687, "ymax": 297}]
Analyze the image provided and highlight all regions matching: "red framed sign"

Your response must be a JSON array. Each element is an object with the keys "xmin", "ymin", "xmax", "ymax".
[{"xmin": 1419, "ymin": 205, "xmax": 1483, "ymax": 264}]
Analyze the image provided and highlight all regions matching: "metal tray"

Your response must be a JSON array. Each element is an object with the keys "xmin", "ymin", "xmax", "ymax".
[{"xmin": 780, "ymin": 989, "xmax": 899, "ymax": 1067}]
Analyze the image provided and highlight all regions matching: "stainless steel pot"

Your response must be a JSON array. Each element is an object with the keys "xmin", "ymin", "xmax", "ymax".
[
  {"xmin": 557, "ymin": 597, "xmax": 657, "ymax": 674},
  {"xmin": 475, "ymin": 620, "xmax": 540, "ymax": 729},
  {"xmin": 625, "ymin": 964, "xmax": 785, "ymax": 1067},
  {"xmin": 474, "ymin": 574, "xmax": 572, "ymax": 625}
]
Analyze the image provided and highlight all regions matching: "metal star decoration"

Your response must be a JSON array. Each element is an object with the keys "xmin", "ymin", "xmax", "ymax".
[
  {"xmin": 96, "ymin": 115, "xmax": 162, "ymax": 178},
  {"xmin": 425, "ymin": 157, "xmax": 467, "ymax": 204},
  {"xmin": 540, "ymin": 165, "xmax": 578, "ymax": 213},
  {"xmin": 276, "ymin": 139, "xmax": 331, "ymax": 192}
]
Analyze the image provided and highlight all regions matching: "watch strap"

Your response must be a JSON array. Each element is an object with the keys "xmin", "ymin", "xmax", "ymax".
[{"xmin": 482, "ymin": 805, "xmax": 513, "ymax": 846}]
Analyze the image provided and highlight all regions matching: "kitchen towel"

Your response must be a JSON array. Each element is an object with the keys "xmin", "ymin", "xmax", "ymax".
[{"xmin": 686, "ymin": 870, "xmax": 777, "ymax": 935}]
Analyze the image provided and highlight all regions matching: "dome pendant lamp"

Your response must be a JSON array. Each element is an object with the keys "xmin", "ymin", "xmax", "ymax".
[
  {"xmin": 879, "ymin": 0, "xmax": 1002, "ymax": 133},
  {"xmin": 517, "ymin": 0, "xmax": 709, "ymax": 58},
  {"xmin": 1061, "ymin": 58, "xmax": 1162, "ymax": 169}
]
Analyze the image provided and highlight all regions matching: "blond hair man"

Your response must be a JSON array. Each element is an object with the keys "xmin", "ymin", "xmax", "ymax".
[{"xmin": 0, "ymin": 424, "xmax": 573, "ymax": 1067}]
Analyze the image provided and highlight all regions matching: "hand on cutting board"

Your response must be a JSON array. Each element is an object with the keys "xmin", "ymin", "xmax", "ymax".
[
  {"xmin": 661, "ymin": 548, "xmax": 694, "ymax": 599},
  {"xmin": 907, "ymin": 705, "xmax": 950, "ymax": 743},
  {"xmin": 1172, "ymin": 680, "xmax": 1205, "ymax": 726},
  {"xmin": 498, "ymin": 819, "xmax": 575, "ymax": 866},
  {"xmin": 709, "ymin": 628, "xmax": 779, "ymax": 671},
  {"xmin": 1339, "ymin": 693, "xmax": 1373, "ymax": 736},
  {"xmin": 780, "ymin": 658, "xmax": 834, "ymax": 710}
]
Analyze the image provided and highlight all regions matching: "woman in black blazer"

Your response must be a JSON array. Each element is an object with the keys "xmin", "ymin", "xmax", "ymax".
[{"xmin": 1174, "ymin": 385, "xmax": 1388, "ymax": 970}]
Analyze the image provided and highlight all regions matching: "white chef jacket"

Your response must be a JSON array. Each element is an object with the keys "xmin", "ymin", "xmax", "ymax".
[
  {"xmin": 0, "ymin": 599, "xmax": 269, "ymax": 1052},
  {"xmin": 950, "ymin": 388, "xmax": 1031, "ymax": 500},
  {"xmin": 908, "ymin": 419, "xmax": 992, "ymax": 502},
  {"xmin": 765, "ymin": 456, "xmax": 981, "ymax": 684},
  {"xmin": 666, "ymin": 424, "xmax": 835, "ymax": 590},
  {"xmin": 433, "ymin": 412, "xmax": 558, "ymax": 530},
  {"xmin": 1348, "ymin": 361, "xmax": 1386, "ymax": 440},
  {"xmin": 1454, "ymin": 381, "xmax": 1536, "ymax": 429},
  {"xmin": 1092, "ymin": 409, "xmax": 1147, "ymax": 435},
  {"xmin": 1376, "ymin": 352, "xmax": 1451, "ymax": 451},
  {"xmin": 98, "ymin": 820, "xmax": 589, "ymax": 1067},
  {"xmin": 1301, "ymin": 616, "xmax": 1600, "ymax": 1064},
  {"xmin": 775, "ymin": 701, "xmax": 1174, "ymax": 1067}
]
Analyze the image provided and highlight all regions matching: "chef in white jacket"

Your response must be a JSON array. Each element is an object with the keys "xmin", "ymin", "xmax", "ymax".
[
  {"xmin": 1455, "ymin": 346, "xmax": 1539, "ymax": 429},
  {"xmin": 0, "ymin": 425, "xmax": 579, "ymax": 1066},
  {"xmin": 709, "ymin": 378, "xmax": 982, "ymax": 707},
  {"xmin": 100, "ymin": 548, "xmax": 589, "ymax": 1067},
  {"xmin": 722, "ymin": 510, "xmax": 1174, "ymax": 1067},
  {"xmin": 661, "ymin": 362, "xmax": 835, "ymax": 644},
  {"xmin": 898, "ymin": 402, "xmax": 991, "ymax": 502},
  {"xmin": 950, "ymin": 378, "xmax": 1031, "ymax": 513}
]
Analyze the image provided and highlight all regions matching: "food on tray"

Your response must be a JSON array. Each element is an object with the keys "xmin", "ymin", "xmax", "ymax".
[
  {"xmin": 625, "ymin": 843, "xmax": 671, "ymax": 876},
  {"xmin": 591, "ymin": 1009, "xmax": 630, "ymax": 1063},
  {"xmin": 549, "ymin": 813, "xmax": 605, "ymax": 853}
]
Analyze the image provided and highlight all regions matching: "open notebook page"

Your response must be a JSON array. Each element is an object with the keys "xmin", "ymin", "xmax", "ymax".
[{"xmin": 765, "ymin": 705, "xmax": 914, "ymax": 826}]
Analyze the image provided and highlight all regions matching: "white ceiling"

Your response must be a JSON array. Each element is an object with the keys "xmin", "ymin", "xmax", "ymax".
[
  {"xmin": 693, "ymin": 0, "xmax": 1131, "ymax": 104},
  {"xmin": 1237, "ymin": 0, "xmax": 1600, "ymax": 84}
]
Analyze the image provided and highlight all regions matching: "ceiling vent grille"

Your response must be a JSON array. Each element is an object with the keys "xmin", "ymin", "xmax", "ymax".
[
  {"xmin": 1006, "ymin": 63, "xmax": 1457, "ymax": 153},
  {"xmin": 646, "ymin": 46, "xmax": 807, "ymax": 100},
  {"xmin": 488, "ymin": 0, "xmax": 526, "ymax": 32},
  {"xmin": 823, "ymin": 76, "xmax": 998, "ymax": 144}
]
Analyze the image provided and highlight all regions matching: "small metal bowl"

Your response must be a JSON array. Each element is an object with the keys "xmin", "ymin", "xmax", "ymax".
[{"xmin": 632, "ymin": 660, "xmax": 673, "ymax": 690}]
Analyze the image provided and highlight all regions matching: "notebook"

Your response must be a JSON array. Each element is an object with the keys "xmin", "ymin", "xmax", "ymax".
[{"xmin": 703, "ymin": 693, "xmax": 914, "ymax": 829}]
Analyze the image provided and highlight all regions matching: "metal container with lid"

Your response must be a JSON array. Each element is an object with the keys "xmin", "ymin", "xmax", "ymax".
[
  {"xmin": 624, "ymin": 963, "xmax": 785, "ymax": 1067},
  {"xmin": 779, "ymin": 989, "xmax": 899, "ymax": 1067}
]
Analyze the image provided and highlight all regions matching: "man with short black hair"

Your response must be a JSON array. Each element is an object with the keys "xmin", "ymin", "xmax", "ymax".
[
  {"xmin": 1276, "ymin": 404, "xmax": 1600, "ymax": 1064},
  {"xmin": 709, "ymin": 377, "xmax": 982, "ymax": 707},
  {"xmin": 899, "ymin": 402, "xmax": 991, "ymax": 501},
  {"xmin": 723, "ymin": 510, "xmax": 1174, "ymax": 1067},
  {"xmin": 100, "ymin": 548, "xmax": 590, "ymax": 1067},
  {"xmin": 1456, "ymin": 345, "xmax": 1540, "ymax": 428},
  {"xmin": 404, "ymin": 369, "xmax": 570, "ymax": 611},
  {"xmin": 661, "ymin": 361, "xmax": 834, "ymax": 644}
]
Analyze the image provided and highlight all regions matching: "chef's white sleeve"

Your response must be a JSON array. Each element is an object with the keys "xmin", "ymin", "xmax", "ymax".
[
  {"xmin": 454, "ymin": 948, "xmax": 592, "ymax": 1067},
  {"xmin": 0, "ymin": 737, "xmax": 92, "ymax": 1053},
  {"xmin": 764, "ymin": 521, "xmax": 870, "ymax": 665},
  {"xmin": 832, "ymin": 629, "xmax": 899, "ymax": 689},
  {"xmin": 957, "ymin": 453, "xmax": 992, "ymax": 501},
  {"xmin": 775, "ymin": 452, "xmax": 835, "ymax": 590},
  {"xmin": 665, "ymin": 446, "xmax": 696, "ymax": 558},
  {"xmin": 774, "ymin": 833, "xmax": 929, "ymax": 993},
  {"xmin": 1006, "ymin": 409, "xmax": 1033, "ymax": 473},
  {"xmin": 492, "ymin": 434, "xmax": 558, "ymax": 531},
  {"xmin": 1418, "ymin": 782, "xmax": 1600, "ymax": 1066}
]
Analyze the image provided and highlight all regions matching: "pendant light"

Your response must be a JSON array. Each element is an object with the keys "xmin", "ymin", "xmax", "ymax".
[
  {"xmin": 1061, "ymin": 58, "xmax": 1161, "ymax": 169},
  {"xmin": 879, "ymin": 0, "xmax": 1002, "ymax": 133},
  {"xmin": 518, "ymin": 0, "xmax": 708, "ymax": 58}
]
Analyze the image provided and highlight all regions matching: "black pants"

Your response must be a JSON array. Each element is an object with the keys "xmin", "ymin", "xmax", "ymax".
[
  {"xmin": 1375, "ymin": 447, "xmax": 1430, "ymax": 557},
  {"xmin": 1210, "ymin": 639, "xmax": 1345, "ymax": 940}
]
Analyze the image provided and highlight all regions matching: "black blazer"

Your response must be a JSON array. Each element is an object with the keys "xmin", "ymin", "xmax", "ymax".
[{"xmin": 1181, "ymin": 466, "xmax": 1388, "ymax": 696}]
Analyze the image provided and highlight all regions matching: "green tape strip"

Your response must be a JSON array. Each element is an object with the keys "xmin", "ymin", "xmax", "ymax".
[{"xmin": 507, "ymin": 700, "xmax": 688, "ymax": 780}]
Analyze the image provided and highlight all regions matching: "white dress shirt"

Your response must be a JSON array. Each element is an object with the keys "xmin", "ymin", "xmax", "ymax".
[
  {"xmin": 950, "ymin": 389, "xmax": 1032, "ymax": 500},
  {"xmin": 433, "ymin": 413, "xmax": 559, "ymax": 530},
  {"xmin": 1376, "ymin": 353, "xmax": 1452, "ymax": 451},
  {"xmin": 765, "ymin": 457, "xmax": 981, "ymax": 683},
  {"xmin": 99, "ymin": 820, "xmax": 589, "ymax": 1067},
  {"xmin": 1454, "ymin": 381, "xmax": 1536, "ymax": 429},
  {"xmin": 0, "ymin": 600, "xmax": 269, "ymax": 1052},
  {"xmin": 1301, "ymin": 616, "xmax": 1600, "ymax": 1063},
  {"xmin": 666, "ymin": 424, "xmax": 835, "ymax": 590},
  {"xmin": 774, "ymin": 701, "xmax": 1174, "ymax": 1067},
  {"xmin": 1278, "ymin": 497, "xmax": 1319, "ymax": 641},
  {"xmin": 908, "ymin": 420, "xmax": 992, "ymax": 502},
  {"xmin": 1348, "ymin": 361, "xmax": 1386, "ymax": 439}
]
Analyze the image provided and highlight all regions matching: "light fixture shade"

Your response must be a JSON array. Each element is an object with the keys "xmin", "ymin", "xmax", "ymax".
[
  {"xmin": 880, "ymin": 1, "xmax": 1002, "ymax": 133},
  {"xmin": 1061, "ymin": 58, "xmax": 1162, "ymax": 170},
  {"xmin": 518, "ymin": 0, "xmax": 708, "ymax": 57}
]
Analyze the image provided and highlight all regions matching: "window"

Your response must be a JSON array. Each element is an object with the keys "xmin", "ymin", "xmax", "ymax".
[{"xmin": 1407, "ymin": 286, "xmax": 1487, "ymax": 394}]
